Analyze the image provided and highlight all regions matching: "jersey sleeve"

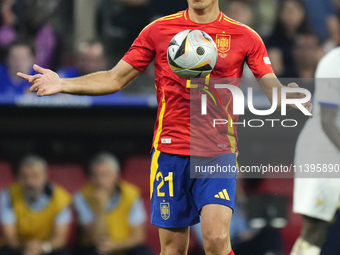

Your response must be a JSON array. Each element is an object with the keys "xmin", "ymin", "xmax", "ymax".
[
  {"xmin": 122, "ymin": 22, "xmax": 157, "ymax": 72},
  {"xmin": 245, "ymin": 28, "xmax": 274, "ymax": 80}
]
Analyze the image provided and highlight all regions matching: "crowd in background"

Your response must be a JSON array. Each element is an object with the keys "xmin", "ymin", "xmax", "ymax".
[
  {"xmin": 0, "ymin": 153, "xmax": 155, "ymax": 255},
  {"xmin": 0, "ymin": 0, "xmax": 340, "ymax": 96}
]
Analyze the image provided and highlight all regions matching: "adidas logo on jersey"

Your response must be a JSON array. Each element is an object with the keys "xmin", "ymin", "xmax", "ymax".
[{"xmin": 214, "ymin": 189, "xmax": 230, "ymax": 200}]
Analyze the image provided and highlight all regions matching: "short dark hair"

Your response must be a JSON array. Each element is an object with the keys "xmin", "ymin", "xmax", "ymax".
[{"xmin": 19, "ymin": 154, "xmax": 48, "ymax": 172}]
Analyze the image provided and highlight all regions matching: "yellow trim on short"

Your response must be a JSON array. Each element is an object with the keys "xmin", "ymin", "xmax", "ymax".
[
  {"xmin": 236, "ymin": 152, "xmax": 239, "ymax": 171},
  {"xmin": 150, "ymin": 149, "xmax": 161, "ymax": 200}
]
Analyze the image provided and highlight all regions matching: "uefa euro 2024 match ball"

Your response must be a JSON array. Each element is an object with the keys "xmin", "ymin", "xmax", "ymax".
[{"xmin": 167, "ymin": 29, "xmax": 218, "ymax": 79}]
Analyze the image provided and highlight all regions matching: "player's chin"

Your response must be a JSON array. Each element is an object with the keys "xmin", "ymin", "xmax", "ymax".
[{"xmin": 189, "ymin": 0, "xmax": 205, "ymax": 8}]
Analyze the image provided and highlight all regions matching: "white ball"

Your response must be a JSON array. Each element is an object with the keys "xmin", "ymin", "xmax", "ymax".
[{"xmin": 167, "ymin": 29, "xmax": 218, "ymax": 79}]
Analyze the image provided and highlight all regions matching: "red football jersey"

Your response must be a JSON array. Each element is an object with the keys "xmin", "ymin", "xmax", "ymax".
[{"xmin": 122, "ymin": 10, "xmax": 274, "ymax": 157}]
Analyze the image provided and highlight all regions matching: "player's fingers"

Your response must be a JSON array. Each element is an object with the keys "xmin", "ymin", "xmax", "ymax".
[
  {"xmin": 30, "ymin": 82, "xmax": 42, "ymax": 92},
  {"xmin": 36, "ymin": 88, "xmax": 45, "ymax": 97},
  {"xmin": 28, "ymin": 74, "xmax": 42, "ymax": 84},
  {"xmin": 33, "ymin": 64, "xmax": 48, "ymax": 74},
  {"xmin": 17, "ymin": 72, "xmax": 32, "ymax": 81}
]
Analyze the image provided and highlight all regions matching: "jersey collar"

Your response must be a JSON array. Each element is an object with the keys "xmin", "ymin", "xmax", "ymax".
[{"xmin": 183, "ymin": 9, "xmax": 224, "ymax": 24}]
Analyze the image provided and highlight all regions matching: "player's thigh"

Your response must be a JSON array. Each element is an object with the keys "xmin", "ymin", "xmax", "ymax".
[
  {"xmin": 191, "ymin": 153, "xmax": 237, "ymax": 214},
  {"xmin": 192, "ymin": 153, "xmax": 237, "ymax": 251},
  {"xmin": 158, "ymin": 227, "xmax": 190, "ymax": 255},
  {"xmin": 150, "ymin": 149, "xmax": 199, "ymax": 228}
]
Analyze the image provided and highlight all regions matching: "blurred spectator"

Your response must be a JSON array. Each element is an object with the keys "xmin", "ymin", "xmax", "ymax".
[
  {"xmin": 58, "ymin": 40, "xmax": 108, "ymax": 78},
  {"xmin": 0, "ymin": 40, "xmax": 37, "ymax": 96},
  {"xmin": 0, "ymin": 0, "xmax": 17, "ymax": 60},
  {"xmin": 220, "ymin": 0, "xmax": 277, "ymax": 37},
  {"xmin": 73, "ymin": 0, "xmax": 100, "ymax": 50},
  {"xmin": 293, "ymin": 33, "xmax": 324, "ymax": 79},
  {"xmin": 150, "ymin": 0, "xmax": 188, "ymax": 18},
  {"xmin": 248, "ymin": 0, "xmax": 278, "ymax": 37},
  {"xmin": 0, "ymin": 155, "xmax": 72, "ymax": 255},
  {"xmin": 223, "ymin": 0, "xmax": 254, "ymax": 27},
  {"xmin": 266, "ymin": 0, "xmax": 312, "ymax": 77},
  {"xmin": 96, "ymin": 0, "xmax": 151, "ymax": 64},
  {"xmin": 304, "ymin": 0, "xmax": 340, "ymax": 51},
  {"xmin": 0, "ymin": 0, "xmax": 61, "ymax": 68},
  {"xmin": 73, "ymin": 152, "xmax": 154, "ymax": 255}
]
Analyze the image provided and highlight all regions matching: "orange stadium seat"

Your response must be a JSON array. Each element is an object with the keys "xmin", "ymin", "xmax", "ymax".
[
  {"xmin": 48, "ymin": 164, "xmax": 87, "ymax": 194},
  {"xmin": 121, "ymin": 155, "xmax": 161, "ymax": 253},
  {"xmin": 48, "ymin": 164, "xmax": 88, "ymax": 249},
  {"xmin": 121, "ymin": 155, "xmax": 151, "ymax": 197},
  {"xmin": 0, "ymin": 161, "xmax": 14, "ymax": 190},
  {"xmin": 0, "ymin": 161, "xmax": 14, "ymax": 246}
]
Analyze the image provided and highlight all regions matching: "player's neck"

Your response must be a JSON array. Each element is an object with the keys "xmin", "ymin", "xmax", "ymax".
[{"xmin": 187, "ymin": 5, "xmax": 220, "ymax": 23}]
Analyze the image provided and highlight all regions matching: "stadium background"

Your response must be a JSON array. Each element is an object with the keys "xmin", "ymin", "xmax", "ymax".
[{"xmin": 1, "ymin": 0, "xmax": 340, "ymax": 254}]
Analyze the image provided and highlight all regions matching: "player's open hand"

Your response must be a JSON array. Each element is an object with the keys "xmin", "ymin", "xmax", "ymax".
[
  {"xmin": 287, "ymin": 82, "xmax": 313, "ymax": 118},
  {"xmin": 17, "ymin": 64, "xmax": 62, "ymax": 96}
]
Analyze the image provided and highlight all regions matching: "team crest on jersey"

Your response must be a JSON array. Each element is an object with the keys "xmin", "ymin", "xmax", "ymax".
[
  {"xmin": 160, "ymin": 202, "xmax": 170, "ymax": 220},
  {"xmin": 216, "ymin": 34, "xmax": 231, "ymax": 58}
]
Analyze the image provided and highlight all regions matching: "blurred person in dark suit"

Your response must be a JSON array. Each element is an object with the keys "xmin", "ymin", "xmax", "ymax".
[
  {"xmin": 293, "ymin": 33, "xmax": 324, "ymax": 79},
  {"xmin": 74, "ymin": 152, "xmax": 154, "ymax": 255},
  {"xmin": 266, "ymin": 0, "xmax": 312, "ymax": 78},
  {"xmin": 304, "ymin": 0, "xmax": 340, "ymax": 52},
  {"xmin": 222, "ymin": 0, "xmax": 253, "ymax": 27},
  {"xmin": 0, "ymin": 155, "xmax": 72, "ymax": 255},
  {"xmin": 57, "ymin": 40, "xmax": 108, "ymax": 78},
  {"xmin": 97, "ymin": 0, "xmax": 151, "ymax": 64}
]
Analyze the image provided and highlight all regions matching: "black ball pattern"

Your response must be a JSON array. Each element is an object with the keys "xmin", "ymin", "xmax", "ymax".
[{"xmin": 196, "ymin": 46, "xmax": 205, "ymax": 56}]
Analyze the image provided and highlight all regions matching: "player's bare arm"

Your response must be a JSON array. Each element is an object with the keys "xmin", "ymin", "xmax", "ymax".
[
  {"xmin": 259, "ymin": 73, "xmax": 313, "ymax": 116},
  {"xmin": 16, "ymin": 60, "xmax": 141, "ymax": 97},
  {"xmin": 321, "ymin": 106, "xmax": 340, "ymax": 151}
]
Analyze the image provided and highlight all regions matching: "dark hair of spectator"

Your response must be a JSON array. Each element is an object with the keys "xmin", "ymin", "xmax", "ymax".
[{"xmin": 272, "ymin": 0, "xmax": 313, "ymax": 37}]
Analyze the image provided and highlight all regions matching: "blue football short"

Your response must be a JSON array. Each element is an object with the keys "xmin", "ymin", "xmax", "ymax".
[{"xmin": 150, "ymin": 148, "xmax": 237, "ymax": 228}]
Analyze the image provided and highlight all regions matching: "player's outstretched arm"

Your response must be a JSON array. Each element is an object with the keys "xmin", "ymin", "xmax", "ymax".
[
  {"xmin": 17, "ymin": 60, "xmax": 141, "ymax": 97},
  {"xmin": 259, "ymin": 73, "xmax": 313, "ymax": 117}
]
